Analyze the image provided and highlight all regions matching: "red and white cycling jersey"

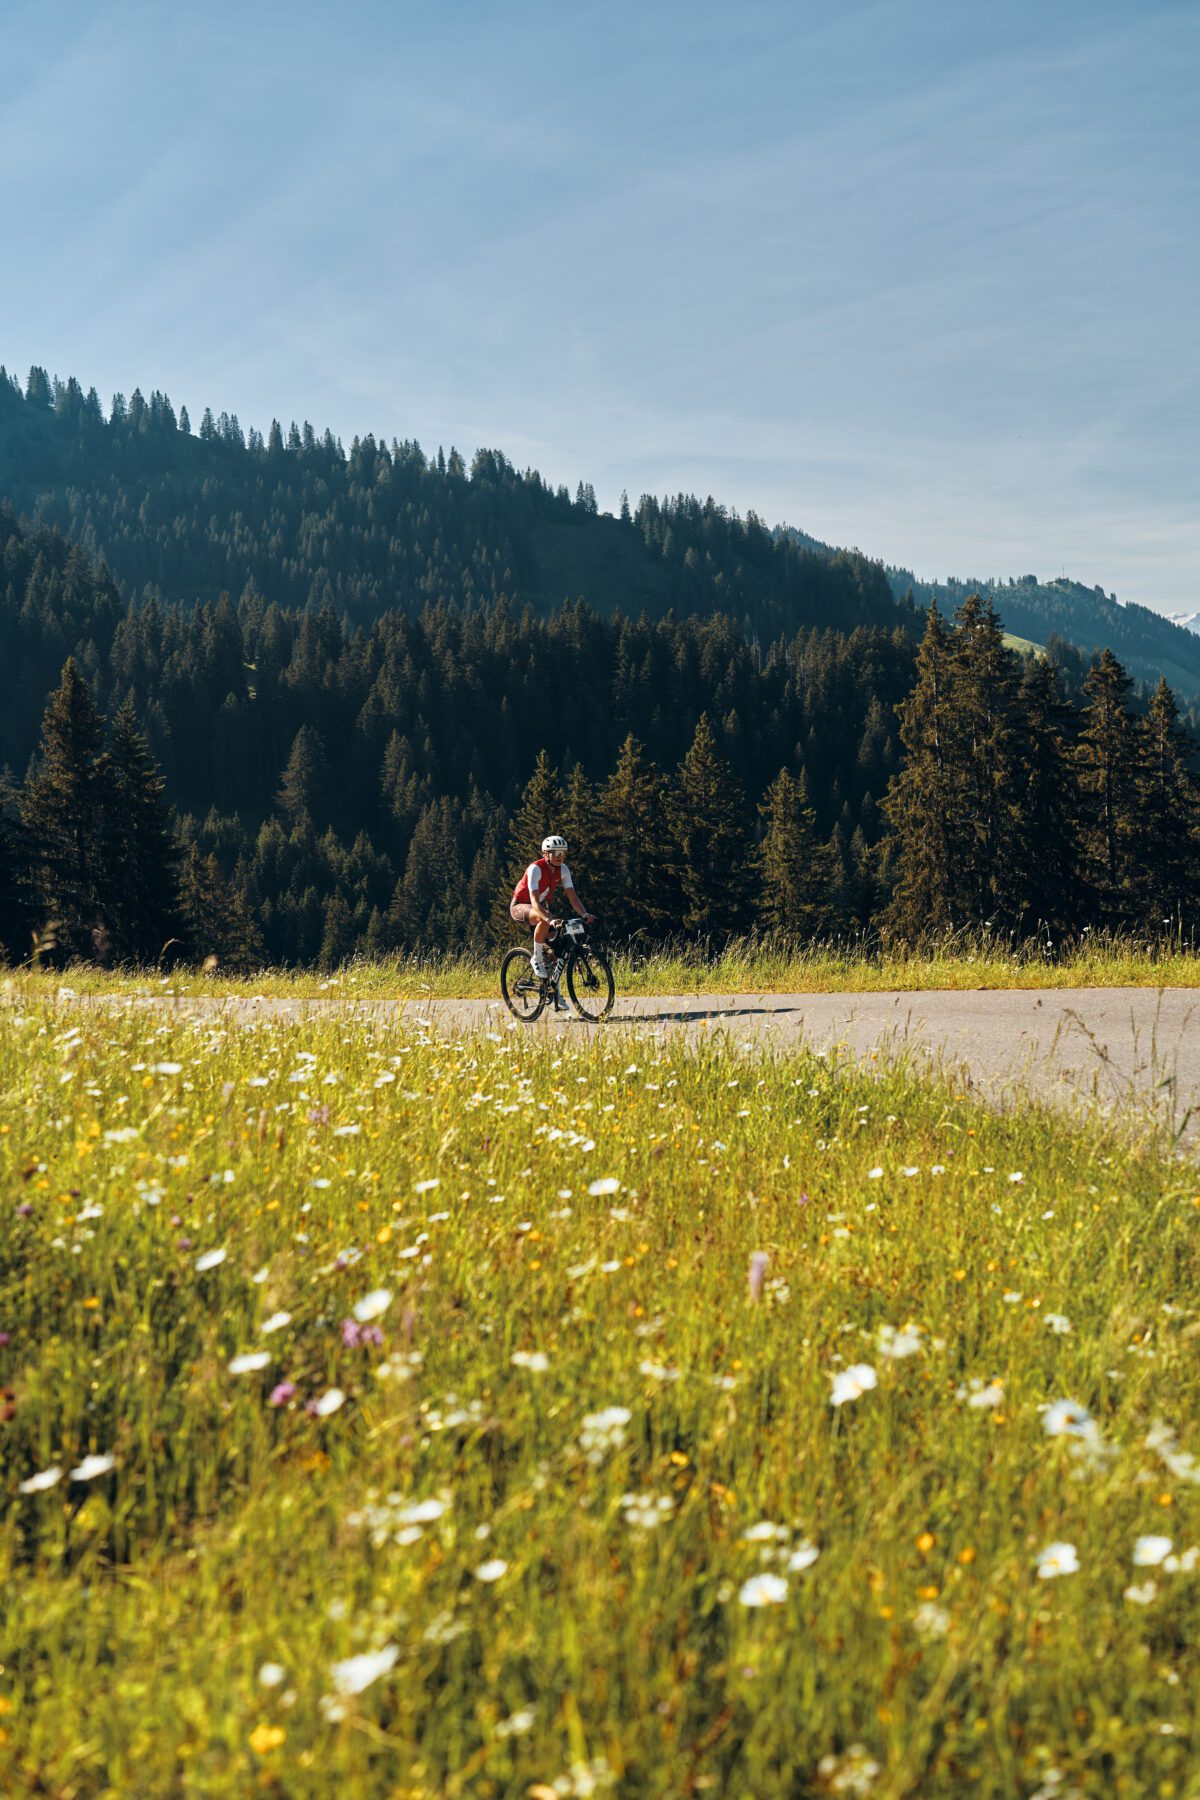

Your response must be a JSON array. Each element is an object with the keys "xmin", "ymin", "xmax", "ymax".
[{"xmin": 512, "ymin": 857, "xmax": 574, "ymax": 907}]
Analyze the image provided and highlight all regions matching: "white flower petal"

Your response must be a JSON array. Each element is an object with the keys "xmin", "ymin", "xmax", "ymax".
[
  {"xmin": 352, "ymin": 1289, "xmax": 393, "ymax": 1324},
  {"xmin": 830, "ymin": 1364, "xmax": 878, "ymax": 1406},
  {"xmin": 738, "ymin": 1573, "xmax": 788, "ymax": 1607},
  {"xmin": 19, "ymin": 1466, "xmax": 63, "ymax": 1494},
  {"xmin": 70, "ymin": 1453, "xmax": 116, "ymax": 1482},
  {"xmin": 329, "ymin": 1643, "xmax": 398, "ymax": 1696},
  {"xmin": 1036, "ymin": 1541, "xmax": 1079, "ymax": 1579}
]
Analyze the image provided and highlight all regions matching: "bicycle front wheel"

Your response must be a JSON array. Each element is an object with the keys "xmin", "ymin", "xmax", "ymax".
[
  {"xmin": 500, "ymin": 947, "xmax": 547, "ymax": 1022},
  {"xmin": 566, "ymin": 946, "xmax": 615, "ymax": 1022}
]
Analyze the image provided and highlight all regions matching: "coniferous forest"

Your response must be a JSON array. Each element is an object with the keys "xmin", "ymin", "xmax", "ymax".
[{"xmin": 2, "ymin": 365, "xmax": 1200, "ymax": 969}]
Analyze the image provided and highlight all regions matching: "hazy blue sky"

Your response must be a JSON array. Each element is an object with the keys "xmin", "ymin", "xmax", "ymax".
[{"xmin": 2, "ymin": 0, "xmax": 1196, "ymax": 611}]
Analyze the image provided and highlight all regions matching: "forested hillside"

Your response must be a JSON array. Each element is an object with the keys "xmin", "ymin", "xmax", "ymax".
[
  {"xmin": 0, "ymin": 366, "xmax": 900, "ymax": 642},
  {"xmin": 0, "ymin": 504, "xmax": 915, "ymax": 964},
  {"xmin": 4, "ymin": 506, "xmax": 1200, "ymax": 970}
]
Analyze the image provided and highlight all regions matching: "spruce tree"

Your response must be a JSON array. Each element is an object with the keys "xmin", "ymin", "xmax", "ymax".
[
  {"xmin": 390, "ymin": 797, "xmax": 469, "ymax": 949},
  {"xmin": 881, "ymin": 602, "xmax": 962, "ymax": 940},
  {"xmin": 178, "ymin": 843, "xmax": 263, "ymax": 970},
  {"xmin": 950, "ymin": 592, "xmax": 1026, "ymax": 926},
  {"xmin": 1075, "ymin": 650, "xmax": 1140, "ymax": 922},
  {"xmin": 593, "ymin": 735, "xmax": 678, "ymax": 931},
  {"xmin": 560, "ymin": 764, "xmax": 598, "ymax": 873},
  {"xmin": 1136, "ymin": 678, "xmax": 1200, "ymax": 928},
  {"xmin": 277, "ymin": 725, "xmax": 332, "ymax": 829},
  {"xmin": 668, "ymin": 714, "xmax": 750, "ymax": 939},
  {"xmin": 319, "ymin": 892, "xmax": 355, "ymax": 969},
  {"xmin": 0, "ymin": 772, "xmax": 35, "ymax": 962},
  {"xmin": 754, "ymin": 767, "xmax": 836, "ymax": 938},
  {"xmin": 1014, "ymin": 657, "xmax": 1086, "ymax": 936},
  {"xmin": 20, "ymin": 659, "xmax": 111, "ymax": 958},
  {"xmin": 104, "ymin": 699, "xmax": 179, "ymax": 961}
]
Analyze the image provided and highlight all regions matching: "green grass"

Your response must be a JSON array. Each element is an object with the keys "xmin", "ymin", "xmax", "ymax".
[
  {"xmin": 2, "ymin": 1001, "xmax": 1200, "ymax": 1795},
  {"xmin": 6, "ymin": 929, "xmax": 1200, "ymax": 1003}
]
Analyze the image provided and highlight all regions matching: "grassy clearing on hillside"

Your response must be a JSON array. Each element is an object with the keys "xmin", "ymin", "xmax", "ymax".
[
  {"xmin": 2, "ymin": 1007, "xmax": 1200, "ymax": 1797},
  {"xmin": 6, "ymin": 929, "xmax": 1200, "ymax": 1003}
]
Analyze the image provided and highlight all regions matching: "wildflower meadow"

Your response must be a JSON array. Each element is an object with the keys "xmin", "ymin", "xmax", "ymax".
[{"xmin": 2, "ymin": 999, "xmax": 1200, "ymax": 1796}]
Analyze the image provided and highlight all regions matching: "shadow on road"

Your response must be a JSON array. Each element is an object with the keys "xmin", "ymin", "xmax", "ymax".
[{"xmin": 607, "ymin": 1003, "xmax": 802, "ymax": 1025}]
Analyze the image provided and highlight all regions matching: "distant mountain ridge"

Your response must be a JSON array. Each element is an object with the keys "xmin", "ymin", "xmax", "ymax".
[{"xmin": 881, "ymin": 567, "xmax": 1200, "ymax": 703}]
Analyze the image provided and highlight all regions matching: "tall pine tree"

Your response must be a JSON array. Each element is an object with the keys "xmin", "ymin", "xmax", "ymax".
[
  {"xmin": 1013, "ymin": 656, "xmax": 1086, "ymax": 936},
  {"xmin": 1136, "ymin": 677, "xmax": 1200, "ymax": 927},
  {"xmin": 104, "ymin": 698, "xmax": 180, "ymax": 960},
  {"xmin": 950, "ymin": 592, "xmax": 1026, "ymax": 926},
  {"xmin": 0, "ymin": 772, "xmax": 34, "ymax": 961},
  {"xmin": 881, "ymin": 602, "xmax": 963, "ymax": 939},
  {"xmin": 754, "ymin": 767, "xmax": 837, "ymax": 937},
  {"xmin": 592, "ymin": 735, "xmax": 677, "ymax": 931},
  {"xmin": 20, "ymin": 659, "xmax": 112, "ymax": 958},
  {"xmin": 1076, "ymin": 650, "xmax": 1140, "ymax": 922},
  {"xmin": 668, "ymin": 714, "xmax": 750, "ymax": 939}
]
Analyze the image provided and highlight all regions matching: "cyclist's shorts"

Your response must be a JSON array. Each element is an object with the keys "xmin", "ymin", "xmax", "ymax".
[{"xmin": 510, "ymin": 902, "xmax": 540, "ymax": 927}]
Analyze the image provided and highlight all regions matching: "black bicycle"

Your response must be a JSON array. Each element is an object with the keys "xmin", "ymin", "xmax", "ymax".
[{"xmin": 500, "ymin": 917, "xmax": 615, "ymax": 1023}]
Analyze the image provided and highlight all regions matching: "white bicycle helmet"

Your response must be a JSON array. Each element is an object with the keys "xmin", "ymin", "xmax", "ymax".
[{"xmin": 541, "ymin": 834, "xmax": 568, "ymax": 855}]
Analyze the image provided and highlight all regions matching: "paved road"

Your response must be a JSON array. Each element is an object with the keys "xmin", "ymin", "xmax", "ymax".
[{"xmin": 73, "ymin": 986, "xmax": 1200, "ymax": 1146}]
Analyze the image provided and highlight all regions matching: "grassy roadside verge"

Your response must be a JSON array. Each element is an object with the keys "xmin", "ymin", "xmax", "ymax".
[
  {"xmin": 5, "ymin": 936, "xmax": 1200, "ymax": 1002},
  {"xmin": 2, "ymin": 1003, "xmax": 1199, "ymax": 1795}
]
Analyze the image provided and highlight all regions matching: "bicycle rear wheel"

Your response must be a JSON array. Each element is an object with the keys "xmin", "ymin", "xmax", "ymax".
[
  {"xmin": 500, "ymin": 946, "xmax": 547, "ymax": 1022},
  {"xmin": 566, "ymin": 946, "xmax": 615, "ymax": 1021}
]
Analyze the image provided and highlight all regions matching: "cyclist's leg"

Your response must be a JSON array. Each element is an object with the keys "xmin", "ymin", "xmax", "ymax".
[
  {"xmin": 532, "ymin": 916, "xmax": 553, "ymax": 973},
  {"xmin": 510, "ymin": 902, "xmax": 547, "ymax": 976}
]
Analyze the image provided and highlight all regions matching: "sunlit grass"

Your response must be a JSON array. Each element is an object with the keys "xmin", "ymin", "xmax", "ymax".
[
  {"xmin": 2, "ymin": 1004, "xmax": 1200, "ymax": 1795},
  {"xmin": 6, "ymin": 926, "xmax": 1200, "ymax": 1002}
]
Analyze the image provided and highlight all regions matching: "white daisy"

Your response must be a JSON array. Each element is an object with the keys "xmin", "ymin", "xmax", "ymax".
[
  {"xmin": 830, "ymin": 1364, "xmax": 877, "ymax": 1407},
  {"xmin": 70, "ymin": 1453, "xmax": 116, "ymax": 1482},
  {"xmin": 329, "ymin": 1643, "xmax": 399, "ymax": 1696},
  {"xmin": 1036, "ymin": 1541, "xmax": 1079, "ymax": 1579},
  {"xmin": 18, "ymin": 1466, "xmax": 63, "ymax": 1494},
  {"xmin": 352, "ymin": 1289, "xmax": 392, "ymax": 1324},
  {"xmin": 738, "ymin": 1573, "xmax": 788, "ymax": 1607}
]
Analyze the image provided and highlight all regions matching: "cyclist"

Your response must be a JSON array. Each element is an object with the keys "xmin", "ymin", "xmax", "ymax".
[{"xmin": 510, "ymin": 834, "xmax": 594, "ymax": 985}]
